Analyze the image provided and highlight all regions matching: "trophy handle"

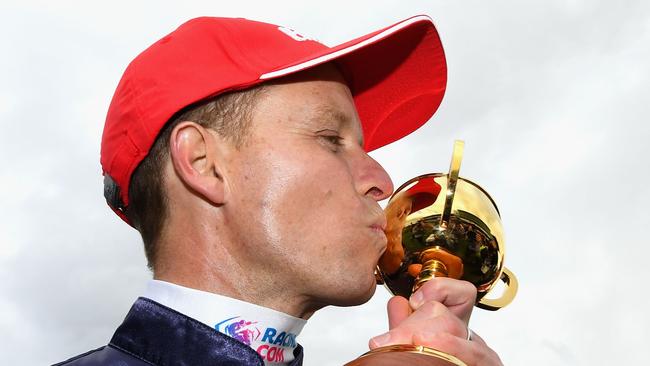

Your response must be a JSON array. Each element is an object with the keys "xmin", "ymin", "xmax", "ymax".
[
  {"xmin": 439, "ymin": 140, "xmax": 464, "ymax": 230},
  {"xmin": 476, "ymin": 267, "xmax": 519, "ymax": 311}
]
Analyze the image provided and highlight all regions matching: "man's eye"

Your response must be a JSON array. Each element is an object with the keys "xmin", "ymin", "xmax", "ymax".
[
  {"xmin": 323, "ymin": 135, "xmax": 343, "ymax": 145},
  {"xmin": 319, "ymin": 135, "xmax": 344, "ymax": 151}
]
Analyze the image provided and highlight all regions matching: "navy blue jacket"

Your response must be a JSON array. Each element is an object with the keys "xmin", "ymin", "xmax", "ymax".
[{"xmin": 54, "ymin": 297, "xmax": 304, "ymax": 366}]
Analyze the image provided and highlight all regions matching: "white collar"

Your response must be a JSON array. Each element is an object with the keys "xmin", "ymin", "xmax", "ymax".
[{"xmin": 143, "ymin": 279, "xmax": 306, "ymax": 365}]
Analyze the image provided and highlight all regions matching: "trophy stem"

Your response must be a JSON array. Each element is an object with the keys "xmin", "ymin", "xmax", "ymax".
[
  {"xmin": 412, "ymin": 247, "xmax": 464, "ymax": 293},
  {"xmin": 413, "ymin": 259, "xmax": 448, "ymax": 292}
]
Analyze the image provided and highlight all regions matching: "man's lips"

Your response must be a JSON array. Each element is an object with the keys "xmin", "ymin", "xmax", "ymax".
[{"xmin": 370, "ymin": 215, "xmax": 387, "ymax": 232}]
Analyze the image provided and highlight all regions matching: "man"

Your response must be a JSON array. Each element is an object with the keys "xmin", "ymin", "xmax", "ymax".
[{"xmin": 56, "ymin": 15, "xmax": 503, "ymax": 365}]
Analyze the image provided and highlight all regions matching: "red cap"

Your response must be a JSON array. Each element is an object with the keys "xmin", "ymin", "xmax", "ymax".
[{"xmin": 101, "ymin": 15, "xmax": 447, "ymax": 223}]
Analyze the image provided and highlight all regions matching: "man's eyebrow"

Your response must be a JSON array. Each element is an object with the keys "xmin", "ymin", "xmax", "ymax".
[
  {"xmin": 312, "ymin": 105, "xmax": 348, "ymax": 125},
  {"xmin": 311, "ymin": 106, "xmax": 364, "ymax": 146}
]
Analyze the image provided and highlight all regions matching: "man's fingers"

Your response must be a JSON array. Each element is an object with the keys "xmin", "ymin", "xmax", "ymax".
[
  {"xmin": 369, "ymin": 296, "xmax": 410, "ymax": 349},
  {"xmin": 370, "ymin": 278, "xmax": 499, "ymax": 363},
  {"xmin": 387, "ymin": 296, "xmax": 410, "ymax": 329},
  {"xmin": 370, "ymin": 301, "xmax": 467, "ymax": 349},
  {"xmin": 371, "ymin": 328, "xmax": 503, "ymax": 366},
  {"xmin": 402, "ymin": 301, "xmax": 468, "ymax": 338},
  {"xmin": 409, "ymin": 278, "xmax": 476, "ymax": 324}
]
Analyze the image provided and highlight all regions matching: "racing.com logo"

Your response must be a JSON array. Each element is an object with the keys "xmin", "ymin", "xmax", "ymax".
[{"xmin": 215, "ymin": 316, "xmax": 261, "ymax": 346}]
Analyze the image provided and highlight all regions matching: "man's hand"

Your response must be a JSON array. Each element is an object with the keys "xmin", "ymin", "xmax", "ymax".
[{"xmin": 369, "ymin": 278, "xmax": 503, "ymax": 366}]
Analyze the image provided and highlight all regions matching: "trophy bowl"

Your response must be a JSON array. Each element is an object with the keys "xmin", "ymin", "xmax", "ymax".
[
  {"xmin": 346, "ymin": 141, "xmax": 517, "ymax": 366},
  {"xmin": 378, "ymin": 173, "xmax": 517, "ymax": 310},
  {"xmin": 377, "ymin": 140, "xmax": 517, "ymax": 310}
]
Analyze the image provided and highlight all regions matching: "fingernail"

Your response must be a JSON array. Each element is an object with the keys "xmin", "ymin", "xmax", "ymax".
[
  {"xmin": 370, "ymin": 332, "xmax": 391, "ymax": 347},
  {"xmin": 410, "ymin": 290, "xmax": 424, "ymax": 308}
]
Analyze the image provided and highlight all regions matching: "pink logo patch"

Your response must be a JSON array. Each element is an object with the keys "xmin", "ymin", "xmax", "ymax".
[{"xmin": 215, "ymin": 316, "xmax": 261, "ymax": 346}]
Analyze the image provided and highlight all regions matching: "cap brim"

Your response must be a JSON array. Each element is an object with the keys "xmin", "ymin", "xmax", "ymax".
[{"xmin": 260, "ymin": 15, "xmax": 447, "ymax": 151}]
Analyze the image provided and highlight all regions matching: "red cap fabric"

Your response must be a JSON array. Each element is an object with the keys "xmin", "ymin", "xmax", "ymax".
[
  {"xmin": 405, "ymin": 177, "xmax": 443, "ymax": 213},
  {"xmin": 101, "ymin": 15, "xmax": 447, "ymax": 223}
]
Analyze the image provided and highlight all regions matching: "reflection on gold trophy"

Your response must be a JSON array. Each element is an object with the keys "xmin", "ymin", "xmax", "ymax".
[{"xmin": 346, "ymin": 140, "xmax": 518, "ymax": 366}]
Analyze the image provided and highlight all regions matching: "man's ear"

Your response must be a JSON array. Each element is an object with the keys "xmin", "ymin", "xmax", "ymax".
[{"xmin": 168, "ymin": 121, "xmax": 227, "ymax": 205}]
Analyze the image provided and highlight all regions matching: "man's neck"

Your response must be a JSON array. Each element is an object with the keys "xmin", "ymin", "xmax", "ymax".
[
  {"xmin": 153, "ymin": 265, "xmax": 320, "ymax": 319},
  {"xmin": 153, "ymin": 220, "xmax": 322, "ymax": 319}
]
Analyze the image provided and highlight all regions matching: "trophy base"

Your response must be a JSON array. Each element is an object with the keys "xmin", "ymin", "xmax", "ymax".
[{"xmin": 344, "ymin": 345, "xmax": 467, "ymax": 366}]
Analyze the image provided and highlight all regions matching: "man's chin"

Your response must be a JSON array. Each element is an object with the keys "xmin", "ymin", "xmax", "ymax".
[
  {"xmin": 356, "ymin": 282, "xmax": 378, "ymax": 305},
  {"xmin": 331, "ymin": 277, "xmax": 378, "ymax": 307}
]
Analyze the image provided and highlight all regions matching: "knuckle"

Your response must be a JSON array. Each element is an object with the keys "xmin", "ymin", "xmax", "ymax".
[
  {"xmin": 420, "ymin": 300, "xmax": 446, "ymax": 316},
  {"xmin": 423, "ymin": 277, "xmax": 446, "ymax": 295},
  {"xmin": 460, "ymin": 280, "xmax": 478, "ymax": 302}
]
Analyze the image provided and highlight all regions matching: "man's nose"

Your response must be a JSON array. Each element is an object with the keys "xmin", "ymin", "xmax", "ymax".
[{"xmin": 356, "ymin": 153, "xmax": 394, "ymax": 201}]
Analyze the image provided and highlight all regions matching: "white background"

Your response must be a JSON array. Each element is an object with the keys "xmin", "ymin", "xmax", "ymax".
[{"xmin": 1, "ymin": 1, "xmax": 649, "ymax": 365}]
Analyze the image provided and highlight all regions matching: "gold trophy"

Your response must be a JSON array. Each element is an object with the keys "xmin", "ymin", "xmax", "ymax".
[{"xmin": 346, "ymin": 140, "xmax": 518, "ymax": 366}]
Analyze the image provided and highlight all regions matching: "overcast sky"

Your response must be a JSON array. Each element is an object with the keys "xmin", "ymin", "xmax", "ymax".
[{"xmin": 1, "ymin": 1, "xmax": 649, "ymax": 365}]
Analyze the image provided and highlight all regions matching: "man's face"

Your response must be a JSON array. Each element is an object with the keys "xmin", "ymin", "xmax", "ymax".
[{"xmin": 221, "ymin": 64, "xmax": 394, "ymax": 315}]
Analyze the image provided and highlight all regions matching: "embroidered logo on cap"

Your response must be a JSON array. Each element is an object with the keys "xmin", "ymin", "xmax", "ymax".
[{"xmin": 278, "ymin": 26, "xmax": 319, "ymax": 42}]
